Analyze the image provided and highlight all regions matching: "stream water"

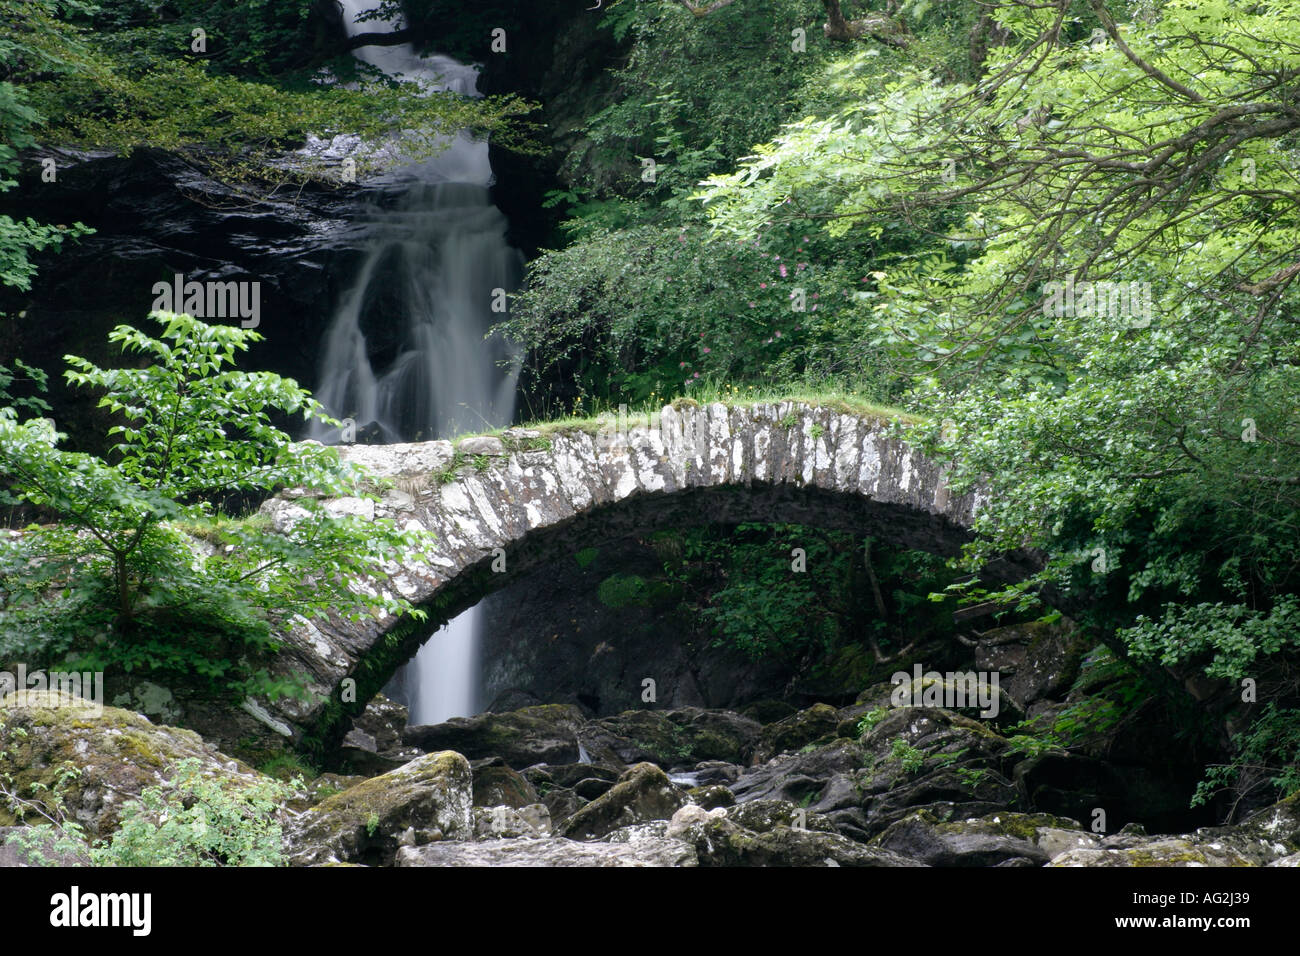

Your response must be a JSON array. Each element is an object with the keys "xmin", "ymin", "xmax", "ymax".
[{"xmin": 314, "ymin": 1, "xmax": 522, "ymax": 725}]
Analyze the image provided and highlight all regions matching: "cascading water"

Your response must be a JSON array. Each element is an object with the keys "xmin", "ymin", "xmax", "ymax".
[{"xmin": 315, "ymin": 1, "xmax": 522, "ymax": 725}]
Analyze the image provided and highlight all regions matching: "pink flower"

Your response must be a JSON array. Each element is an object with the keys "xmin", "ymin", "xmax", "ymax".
[
  {"xmin": 693, "ymin": 372, "xmax": 700, "ymax": 378},
  {"xmin": 702, "ymin": 347, "xmax": 711, "ymax": 354},
  {"xmin": 760, "ymin": 282, "xmax": 767, "ymax": 288},
  {"xmin": 748, "ymin": 301, "xmax": 756, "ymax": 308},
  {"xmin": 812, "ymin": 293, "xmax": 819, "ymax": 300},
  {"xmin": 775, "ymin": 331, "xmax": 782, "ymax": 338},
  {"xmin": 679, "ymin": 361, "xmax": 687, "ymax": 368},
  {"xmin": 779, "ymin": 264, "xmax": 788, "ymax": 277}
]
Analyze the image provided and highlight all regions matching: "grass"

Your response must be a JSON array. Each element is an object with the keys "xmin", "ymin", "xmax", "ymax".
[
  {"xmin": 396, "ymin": 387, "xmax": 922, "ymax": 486},
  {"xmin": 510, "ymin": 387, "xmax": 921, "ymax": 442}
]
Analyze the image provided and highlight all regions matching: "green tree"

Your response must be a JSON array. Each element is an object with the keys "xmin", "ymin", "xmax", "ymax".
[
  {"xmin": 694, "ymin": 0, "xmax": 1300, "ymax": 808},
  {"xmin": 0, "ymin": 312, "xmax": 432, "ymax": 698}
]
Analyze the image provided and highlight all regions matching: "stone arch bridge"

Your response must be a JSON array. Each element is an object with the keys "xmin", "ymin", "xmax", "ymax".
[{"xmin": 258, "ymin": 400, "xmax": 1022, "ymax": 752}]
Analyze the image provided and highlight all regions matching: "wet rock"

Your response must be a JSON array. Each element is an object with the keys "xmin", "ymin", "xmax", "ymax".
[
  {"xmin": 538, "ymin": 763, "xmax": 619, "ymax": 788},
  {"xmin": 540, "ymin": 787, "xmax": 585, "ymax": 829},
  {"xmin": 403, "ymin": 704, "xmax": 590, "ymax": 768},
  {"xmin": 687, "ymin": 785, "xmax": 735, "ymax": 810},
  {"xmin": 688, "ymin": 761, "xmax": 742, "ymax": 786},
  {"xmin": 472, "ymin": 805, "xmax": 548, "ymax": 840},
  {"xmin": 573, "ymin": 777, "xmax": 615, "ymax": 800},
  {"xmin": 673, "ymin": 813, "xmax": 925, "ymax": 867},
  {"xmin": 754, "ymin": 703, "xmax": 841, "ymax": 762},
  {"xmin": 0, "ymin": 691, "xmax": 262, "ymax": 841},
  {"xmin": 872, "ymin": 810, "xmax": 1094, "ymax": 866},
  {"xmin": 286, "ymin": 750, "xmax": 472, "ymax": 866},
  {"xmin": 593, "ymin": 707, "xmax": 761, "ymax": 768},
  {"xmin": 472, "ymin": 765, "xmax": 539, "ymax": 809},
  {"xmin": 740, "ymin": 700, "xmax": 799, "ymax": 724},
  {"xmin": 396, "ymin": 836, "xmax": 697, "ymax": 867},
  {"xmin": 561, "ymin": 762, "xmax": 686, "ymax": 840}
]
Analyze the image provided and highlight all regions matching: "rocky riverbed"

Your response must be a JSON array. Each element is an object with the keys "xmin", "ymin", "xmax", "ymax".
[{"xmin": 2, "ymin": 684, "xmax": 1296, "ymax": 867}]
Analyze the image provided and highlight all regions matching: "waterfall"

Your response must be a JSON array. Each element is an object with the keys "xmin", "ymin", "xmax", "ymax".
[{"xmin": 317, "ymin": 1, "xmax": 521, "ymax": 725}]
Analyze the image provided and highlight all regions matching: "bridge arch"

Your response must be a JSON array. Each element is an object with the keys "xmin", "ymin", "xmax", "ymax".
[{"xmin": 261, "ymin": 401, "xmax": 1016, "ymax": 752}]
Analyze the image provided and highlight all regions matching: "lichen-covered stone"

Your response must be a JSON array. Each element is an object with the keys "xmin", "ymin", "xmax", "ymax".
[
  {"xmin": 403, "ymin": 704, "xmax": 589, "ymax": 767},
  {"xmin": 286, "ymin": 750, "xmax": 472, "ymax": 866},
  {"xmin": 592, "ymin": 707, "xmax": 761, "ymax": 768},
  {"xmin": 561, "ymin": 762, "xmax": 686, "ymax": 840},
  {"xmin": 872, "ymin": 810, "xmax": 1094, "ymax": 866},
  {"xmin": 0, "ymin": 691, "xmax": 260, "ymax": 841},
  {"xmin": 472, "ymin": 765, "xmax": 539, "ymax": 809},
  {"xmin": 674, "ymin": 813, "xmax": 925, "ymax": 867},
  {"xmin": 754, "ymin": 703, "xmax": 841, "ymax": 762},
  {"xmin": 395, "ymin": 835, "xmax": 697, "ymax": 867}
]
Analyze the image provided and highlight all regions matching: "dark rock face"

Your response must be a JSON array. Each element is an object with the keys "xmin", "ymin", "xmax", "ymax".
[
  {"xmin": 1, "ymin": 148, "xmax": 382, "ymax": 452},
  {"xmin": 475, "ymin": 534, "xmax": 808, "ymax": 719}
]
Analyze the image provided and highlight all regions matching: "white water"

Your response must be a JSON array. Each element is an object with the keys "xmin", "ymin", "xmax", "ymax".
[{"xmin": 317, "ymin": 2, "xmax": 521, "ymax": 725}]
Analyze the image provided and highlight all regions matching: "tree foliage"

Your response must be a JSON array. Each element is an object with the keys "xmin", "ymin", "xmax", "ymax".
[{"xmin": 0, "ymin": 313, "xmax": 433, "ymax": 699}]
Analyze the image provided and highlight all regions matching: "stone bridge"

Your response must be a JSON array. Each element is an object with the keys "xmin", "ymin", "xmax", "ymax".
[{"xmin": 257, "ymin": 400, "xmax": 1019, "ymax": 752}]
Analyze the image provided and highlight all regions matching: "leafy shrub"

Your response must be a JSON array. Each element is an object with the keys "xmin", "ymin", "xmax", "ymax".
[{"xmin": 0, "ymin": 313, "xmax": 434, "ymax": 700}]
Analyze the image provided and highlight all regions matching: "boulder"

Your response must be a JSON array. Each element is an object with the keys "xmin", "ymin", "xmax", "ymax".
[
  {"xmin": 687, "ymin": 785, "xmax": 735, "ymax": 810},
  {"xmin": 973, "ymin": 620, "xmax": 1087, "ymax": 707},
  {"xmin": 403, "ymin": 704, "xmax": 590, "ymax": 768},
  {"xmin": 671, "ymin": 812, "xmax": 925, "ymax": 867},
  {"xmin": 286, "ymin": 750, "xmax": 472, "ymax": 866},
  {"xmin": 754, "ymin": 703, "xmax": 841, "ymax": 762},
  {"xmin": 457, "ymin": 436, "xmax": 506, "ymax": 456},
  {"xmin": 560, "ymin": 762, "xmax": 687, "ymax": 840},
  {"xmin": 540, "ymin": 787, "xmax": 586, "ymax": 829},
  {"xmin": 872, "ymin": 810, "xmax": 1095, "ymax": 866},
  {"xmin": 593, "ymin": 707, "xmax": 761, "ymax": 768},
  {"xmin": 0, "ymin": 691, "xmax": 261, "ymax": 841},
  {"xmin": 472, "ymin": 805, "xmax": 549, "ymax": 840},
  {"xmin": 1048, "ymin": 838, "xmax": 1255, "ymax": 867},
  {"xmin": 472, "ymin": 765, "xmax": 539, "ymax": 809},
  {"xmin": 726, "ymin": 799, "xmax": 837, "ymax": 835}
]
